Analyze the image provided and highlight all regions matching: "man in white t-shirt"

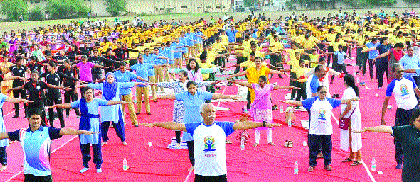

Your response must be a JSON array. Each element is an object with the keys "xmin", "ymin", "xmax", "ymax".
[
  {"xmin": 381, "ymin": 63, "xmax": 420, "ymax": 169},
  {"xmin": 143, "ymin": 103, "xmax": 280, "ymax": 182}
]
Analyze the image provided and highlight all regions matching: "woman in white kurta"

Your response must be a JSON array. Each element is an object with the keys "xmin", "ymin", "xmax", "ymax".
[
  {"xmin": 85, "ymin": 72, "xmax": 142, "ymax": 146},
  {"xmin": 339, "ymin": 74, "xmax": 362, "ymax": 166}
]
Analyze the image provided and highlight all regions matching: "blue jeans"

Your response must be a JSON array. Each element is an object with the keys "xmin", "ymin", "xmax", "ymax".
[{"xmin": 308, "ymin": 134, "xmax": 332, "ymax": 167}]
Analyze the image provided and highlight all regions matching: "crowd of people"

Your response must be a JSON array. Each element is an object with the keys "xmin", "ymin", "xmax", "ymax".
[{"xmin": 0, "ymin": 8, "xmax": 419, "ymax": 182}]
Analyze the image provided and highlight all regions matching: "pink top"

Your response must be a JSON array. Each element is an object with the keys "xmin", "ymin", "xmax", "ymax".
[
  {"xmin": 251, "ymin": 84, "xmax": 274, "ymax": 110},
  {"xmin": 77, "ymin": 62, "xmax": 95, "ymax": 82}
]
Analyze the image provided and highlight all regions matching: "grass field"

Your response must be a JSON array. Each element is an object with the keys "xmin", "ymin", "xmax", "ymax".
[{"xmin": 1, "ymin": 7, "xmax": 419, "ymax": 32}]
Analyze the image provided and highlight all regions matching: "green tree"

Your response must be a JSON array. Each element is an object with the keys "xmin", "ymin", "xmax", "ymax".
[
  {"xmin": 104, "ymin": 0, "xmax": 127, "ymax": 17},
  {"xmin": 45, "ymin": 0, "xmax": 90, "ymax": 19},
  {"xmin": 29, "ymin": 6, "xmax": 43, "ymax": 21},
  {"xmin": 0, "ymin": 0, "xmax": 29, "ymax": 21}
]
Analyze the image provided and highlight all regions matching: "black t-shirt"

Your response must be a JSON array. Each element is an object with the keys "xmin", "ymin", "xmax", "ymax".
[
  {"xmin": 54, "ymin": 55, "xmax": 68, "ymax": 66},
  {"xmin": 103, "ymin": 55, "xmax": 120, "ymax": 73},
  {"xmin": 24, "ymin": 81, "xmax": 48, "ymax": 104},
  {"xmin": 393, "ymin": 125, "xmax": 420, "ymax": 182},
  {"xmin": 27, "ymin": 63, "xmax": 42, "ymax": 73},
  {"xmin": 40, "ymin": 72, "xmax": 61, "ymax": 97},
  {"xmin": 88, "ymin": 56, "xmax": 103, "ymax": 74},
  {"xmin": 59, "ymin": 67, "xmax": 78, "ymax": 88},
  {"xmin": 9, "ymin": 65, "xmax": 27, "ymax": 87}
]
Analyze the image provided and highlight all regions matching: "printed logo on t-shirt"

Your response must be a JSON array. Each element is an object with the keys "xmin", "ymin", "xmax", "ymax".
[
  {"xmin": 400, "ymin": 84, "xmax": 409, "ymax": 97},
  {"xmin": 318, "ymin": 108, "xmax": 327, "ymax": 123},
  {"xmin": 203, "ymin": 136, "xmax": 216, "ymax": 152}
]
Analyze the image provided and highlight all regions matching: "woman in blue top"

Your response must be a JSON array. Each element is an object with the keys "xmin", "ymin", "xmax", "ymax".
[
  {"xmin": 151, "ymin": 71, "xmax": 217, "ymax": 147},
  {"xmin": 48, "ymin": 87, "xmax": 128, "ymax": 173},
  {"xmin": 80, "ymin": 72, "xmax": 145, "ymax": 146},
  {"xmin": 158, "ymin": 81, "xmax": 238, "ymax": 171}
]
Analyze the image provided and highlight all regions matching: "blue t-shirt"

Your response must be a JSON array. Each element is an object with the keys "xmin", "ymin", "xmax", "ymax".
[
  {"xmin": 310, "ymin": 75, "xmax": 320, "ymax": 94},
  {"xmin": 334, "ymin": 51, "xmax": 346, "ymax": 64},
  {"xmin": 131, "ymin": 63, "xmax": 152, "ymax": 87},
  {"xmin": 8, "ymin": 126, "xmax": 62, "ymax": 176},
  {"xmin": 226, "ymin": 29, "xmax": 238, "ymax": 43},
  {"xmin": 175, "ymin": 91, "xmax": 213, "ymax": 124},
  {"xmin": 114, "ymin": 70, "xmax": 137, "ymax": 95},
  {"xmin": 366, "ymin": 42, "xmax": 380, "ymax": 59}
]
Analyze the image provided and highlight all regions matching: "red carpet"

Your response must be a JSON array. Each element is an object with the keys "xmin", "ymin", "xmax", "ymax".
[{"xmin": 1, "ymin": 53, "xmax": 403, "ymax": 182}]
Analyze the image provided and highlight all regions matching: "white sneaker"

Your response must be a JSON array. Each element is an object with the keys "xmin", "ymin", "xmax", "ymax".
[
  {"xmin": 80, "ymin": 167, "xmax": 89, "ymax": 173},
  {"xmin": 97, "ymin": 168, "xmax": 102, "ymax": 173}
]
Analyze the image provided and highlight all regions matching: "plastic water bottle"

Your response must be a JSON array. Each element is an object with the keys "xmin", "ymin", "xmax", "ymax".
[
  {"xmin": 371, "ymin": 157, "xmax": 376, "ymax": 171},
  {"xmin": 279, "ymin": 105, "xmax": 284, "ymax": 113},
  {"xmin": 240, "ymin": 136, "xmax": 245, "ymax": 150},
  {"xmin": 356, "ymin": 76, "xmax": 360, "ymax": 84},
  {"xmin": 123, "ymin": 158, "xmax": 129, "ymax": 171},
  {"xmin": 287, "ymin": 119, "xmax": 292, "ymax": 127},
  {"xmin": 294, "ymin": 161, "xmax": 299, "ymax": 174}
]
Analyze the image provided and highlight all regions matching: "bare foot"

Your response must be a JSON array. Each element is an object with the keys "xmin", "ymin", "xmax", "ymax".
[
  {"xmin": 0, "ymin": 165, "xmax": 6, "ymax": 171},
  {"xmin": 253, "ymin": 143, "xmax": 259, "ymax": 147},
  {"xmin": 188, "ymin": 166, "xmax": 194, "ymax": 171}
]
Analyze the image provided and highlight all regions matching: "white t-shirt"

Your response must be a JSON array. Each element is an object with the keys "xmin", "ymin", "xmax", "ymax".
[
  {"xmin": 186, "ymin": 122, "xmax": 234, "ymax": 176},
  {"xmin": 341, "ymin": 87, "xmax": 360, "ymax": 118},
  {"xmin": 386, "ymin": 77, "xmax": 418, "ymax": 110},
  {"xmin": 302, "ymin": 97, "xmax": 341, "ymax": 135}
]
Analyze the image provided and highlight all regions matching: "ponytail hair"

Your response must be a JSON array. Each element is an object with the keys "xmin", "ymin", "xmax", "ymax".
[{"xmin": 344, "ymin": 74, "xmax": 359, "ymax": 97}]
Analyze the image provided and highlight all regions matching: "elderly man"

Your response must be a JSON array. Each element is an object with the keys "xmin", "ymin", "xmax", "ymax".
[
  {"xmin": 381, "ymin": 63, "xmax": 420, "ymax": 169},
  {"xmin": 143, "ymin": 103, "xmax": 280, "ymax": 182}
]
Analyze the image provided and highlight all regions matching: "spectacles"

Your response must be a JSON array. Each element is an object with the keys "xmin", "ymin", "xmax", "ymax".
[{"xmin": 319, "ymin": 91, "xmax": 327, "ymax": 94}]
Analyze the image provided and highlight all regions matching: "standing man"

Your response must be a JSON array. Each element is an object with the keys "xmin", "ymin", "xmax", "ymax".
[
  {"xmin": 114, "ymin": 63, "xmax": 148, "ymax": 126},
  {"xmin": 73, "ymin": 55, "xmax": 104, "ymax": 83},
  {"xmin": 131, "ymin": 55, "xmax": 153, "ymax": 115},
  {"xmin": 143, "ymin": 103, "xmax": 280, "ymax": 182},
  {"xmin": 9, "ymin": 57, "xmax": 30, "ymax": 118},
  {"xmin": 0, "ymin": 108, "xmax": 95, "ymax": 182},
  {"xmin": 381, "ymin": 63, "xmax": 420, "ymax": 169},
  {"xmin": 399, "ymin": 46, "xmax": 420, "ymax": 87},
  {"xmin": 306, "ymin": 65, "xmax": 327, "ymax": 98},
  {"xmin": 88, "ymin": 50, "xmax": 104, "ymax": 83},
  {"xmin": 7, "ymin": 71, "xmax": 69, "ymax": 126}
]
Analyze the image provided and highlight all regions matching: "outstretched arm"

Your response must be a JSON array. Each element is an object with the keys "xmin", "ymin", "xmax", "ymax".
[
  {"xmin": 281, "ymin": 100, "xmax": 303, "ymax": 106},
  {"xmin": 5, "ymin": 97, "xmax": 32, "ymax": 104},
  {"xmin": 274, "ymin": 85, "xmax": 299, "ymax": 90},
  {"xmin": 47, "ymin": 103, "xmax": 72, "ymax": 109},
  {"xmin": 231, "ymin": 80, "xmax": 252, "ymax": 88},
  {"xmin": 158, "ymin": 94, "xmax": 176, "ymax": 99},
  {"xmin": 340, "ymin": 98, "xmax": 359, "ymax": 104},
  {"xmin": 0, "ymin": 132, "xmax": 9, "ymax": 140},
  {"xmin": 353, "ymin": 125, "xmax": 393, "ymax": 134},
  {"xmin": 227, "ymin": 71, "xmax": 247, "ymax": 80},
  {"xmin": 59, "ymin": 128, "xmax": 97, "ymax": 136},
  {"xmin": 212, "ymin": 93, "xmax": 239, "ymax": 100},
  {"xmin": 233, "ymin": 120, "xmax": 281, "ymax": 130},
  {"xmin": 142, "ymin": 121, "xmax": 186, "ymax": 131},
  {"xmin": 107, "ymin": 101, "xmax": 129, "ymax": 106}
]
